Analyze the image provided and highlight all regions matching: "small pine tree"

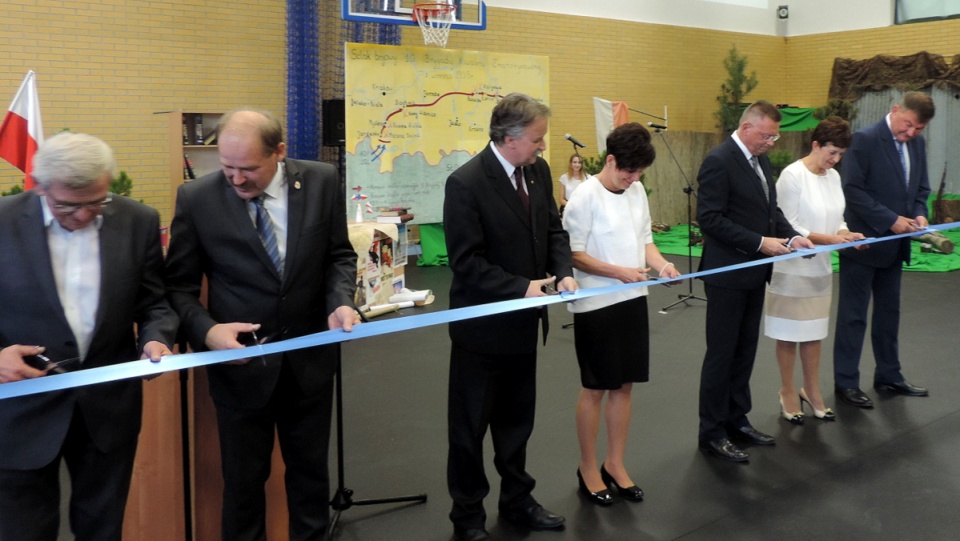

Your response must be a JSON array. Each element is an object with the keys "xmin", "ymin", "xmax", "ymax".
[
  {"xmin": 1, "ymin": 183, "xmax": 24, "ymax": 197},
  {"xmin": 110, "ymin": 171, "xmax": 134, "ymax": 197},
  {"xmin": 715, "ymin": 45, "xmax": 759, "ymax": 133}
]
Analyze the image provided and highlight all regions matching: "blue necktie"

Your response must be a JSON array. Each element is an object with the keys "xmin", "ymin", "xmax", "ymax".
[
  {"xmin": 252, "ymin": 196, "xmax": 283, "ymax": 275},
  {"xmin": 896, "ymin": 141, "xmax": 909, "ymax": 187}
]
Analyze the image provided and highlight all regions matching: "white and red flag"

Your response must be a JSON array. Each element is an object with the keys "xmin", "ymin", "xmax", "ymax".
[{"xmin": 0, "ymin": 71, "xmax": 44, "ymax": 190}]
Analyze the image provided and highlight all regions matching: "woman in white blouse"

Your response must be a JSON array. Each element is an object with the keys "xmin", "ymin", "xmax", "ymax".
[
  {"xmin": 563, "ymin": 123, "xmax": 680, "ymax": 506},
  {"xmin": 765, "ymin": 116, "xmax": 864, "ymax": 424}
]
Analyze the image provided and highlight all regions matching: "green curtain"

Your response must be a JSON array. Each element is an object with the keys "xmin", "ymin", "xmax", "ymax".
[{"xmin": 778, "ymin": 107, "xmax": 819, "ymax": 132}]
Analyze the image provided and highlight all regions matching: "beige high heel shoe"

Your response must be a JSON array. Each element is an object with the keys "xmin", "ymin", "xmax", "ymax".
[
  {"xmin": 799, "ymin": 388, "xmax": 836, "ymax": 421},
  {"xmin": 778, "ymin": 391, "xmax": 804, "ymax": 425}
]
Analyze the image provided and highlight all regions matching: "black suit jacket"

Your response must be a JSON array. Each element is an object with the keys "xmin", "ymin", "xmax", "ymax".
[
  {"xmin": 840, "ymin": 118, "xmax": 930, "ymax": 268},
  {"xmin": 0, "ymin": 192, "xmax": 178, "ymax": 469},
  {"xmin": 696, "ymin": 136, "xmax": 799, "ymax": 289},
  {"xmin": 443, "ymin": 144, "xmax": 573, "ymax": 355},
  {"xmin": 164, "ymin": 158, "xmax": 357, "ymax": 409}
]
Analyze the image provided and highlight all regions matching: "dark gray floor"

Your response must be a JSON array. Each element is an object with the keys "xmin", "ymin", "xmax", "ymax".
[{"xmin": 333, "ymin": 260, "xmax": 960, "ymax": 540}]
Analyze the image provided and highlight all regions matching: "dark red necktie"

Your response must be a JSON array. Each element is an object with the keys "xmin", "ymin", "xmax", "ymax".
[{"xmin": 514, "ymin": 168, "xmax": 529, "ymax": 212}]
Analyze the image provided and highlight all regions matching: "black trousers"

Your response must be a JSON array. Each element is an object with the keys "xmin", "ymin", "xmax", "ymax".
[
  {"xmin": 215, "ymin": 361, "xmax": 334, "ymax": 541},
  {"xmin": 698, "ymin": 283, "xmax": 765, "ymax": 443},
  {"xmin": 0, "ymin": 405, "xmax": 137, "ymax": 541},
  {"xmin": 447, "ymin": 344, "xmax": 538, "ymax": 530}
]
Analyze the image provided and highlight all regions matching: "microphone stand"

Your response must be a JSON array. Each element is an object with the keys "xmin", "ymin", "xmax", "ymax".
[
  {"xmin": 562, "ymin": 139, "xmax": 581, "ymax": 330},
  {"xmin": 651, "ymin": 126, "xmax": 707, "ymax": 312}
]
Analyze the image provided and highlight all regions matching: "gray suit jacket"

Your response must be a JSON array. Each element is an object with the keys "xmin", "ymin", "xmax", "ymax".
[
  {"xmin": 840, "ymin": 118, "xmax": 930, "ymax": 268},
  {"xmin": 0, "ymin": 192, "xmax": 178, "ymax": 469},
  {"xmin": 164, "ymin": 158, "xmax": 356, "ymax": 409}
]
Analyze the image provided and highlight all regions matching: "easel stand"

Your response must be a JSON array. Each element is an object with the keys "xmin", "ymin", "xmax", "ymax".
[
  {"xmin": 328, "ymin": 342, "xmax": 427, "ymax": 537},
  {"xmin": 653, "ymin": 127, "xmax": 707, "ymax": 312}
]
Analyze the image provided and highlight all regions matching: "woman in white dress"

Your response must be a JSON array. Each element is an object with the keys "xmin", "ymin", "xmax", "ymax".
[
  {"xmin": 765, "ymin": 116, "xmax": 864, "ymax": 423},
  {"xmin": 558, "ymin": 153, "xmax": 587, "ymax": 215},
  {"xmin": 564, "ymin": 123, "xmax": 681, "ymax": 505}
]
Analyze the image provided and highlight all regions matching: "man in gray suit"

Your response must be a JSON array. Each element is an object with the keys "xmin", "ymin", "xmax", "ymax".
[
  {"xmin": 165, "ymin": 109, "xmax": 358, "ymax": 541},
  {"xmin": 0, "ymin": 132, "xmax": 178, "ymax": 541},
  {"xmin": 834, "ymin": 91, "xmax": 935, "ymax": 408}
]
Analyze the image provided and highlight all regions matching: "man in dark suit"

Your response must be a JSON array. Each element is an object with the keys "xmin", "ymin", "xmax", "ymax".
[
  {"xmin": 696, "ymin": 101, "xmax": 814, "ymax": 463},
  {"xmin": 443, "ymin": 93, "xmax": 577, "ymax": 541},
  {"xmin": 0, "ymin": 132, "xmax": 178, "ymax": 541},
  {"xmin": 833, "ymin": 92, "xmax": 934, "ymax": 408},
  {"xmin": 164, "ymin": 109, "xmax": 358, "ymax": 541}
]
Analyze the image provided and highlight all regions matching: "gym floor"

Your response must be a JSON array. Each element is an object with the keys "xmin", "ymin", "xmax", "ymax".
[{"xmin": 332, "ymin": 260, "xmax": 960, "ymax": 540}]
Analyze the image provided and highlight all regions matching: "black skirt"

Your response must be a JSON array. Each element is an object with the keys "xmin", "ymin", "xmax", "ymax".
[{"xmin": 573, "ymin": 296, "xmax": 650, "ymax": 390}]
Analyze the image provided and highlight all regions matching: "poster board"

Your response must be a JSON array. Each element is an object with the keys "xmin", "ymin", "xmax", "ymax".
[{"xmin": 344, "ymin": 43, "xmax": 550, "ymax": 223}]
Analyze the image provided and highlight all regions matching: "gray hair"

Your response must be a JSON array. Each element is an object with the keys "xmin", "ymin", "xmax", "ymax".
[
  {"xmin": 489, "ymin": 93, "xmax": 551, "ymax": 143},
  {"xmin": 32, "ymin": 132, "xmax": 116, "ymax": 189}
]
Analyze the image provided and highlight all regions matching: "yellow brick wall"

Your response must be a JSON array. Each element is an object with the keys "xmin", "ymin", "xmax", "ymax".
[
  {"xmin": 404, "ymin": 8, "xmax": 789, "ymax": 206},
  {"xmin": 0, "ymin": 0, "xmax": 287, "ymax": 224},
  {"xmin": 1, "ymin": 2, "xmax": 956, "ymax": 224},
  {"xmin": 784, "ymin": 18, "xmax": 960, "ymax": 107}
]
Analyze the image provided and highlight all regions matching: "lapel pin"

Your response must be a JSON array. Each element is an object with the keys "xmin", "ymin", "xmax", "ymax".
[{"xmin": 294, "ymin": 180, "xmax": 301, "ymax": 190}]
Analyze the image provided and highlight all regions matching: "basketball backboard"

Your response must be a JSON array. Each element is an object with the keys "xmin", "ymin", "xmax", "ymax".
[{"xmin": 341, "ymin": 0, "xmax": 486, "ymax": 30}]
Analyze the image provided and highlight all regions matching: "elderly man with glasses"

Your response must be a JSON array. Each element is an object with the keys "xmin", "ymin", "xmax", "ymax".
[{"xmin": 0, "ymin": 131, "xmax": 178, "ymax": 541}]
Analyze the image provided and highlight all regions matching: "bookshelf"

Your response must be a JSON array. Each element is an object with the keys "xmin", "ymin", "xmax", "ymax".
[{"xmin": 161, "ymin": 111, "xmax": 223, "ymax": 209}]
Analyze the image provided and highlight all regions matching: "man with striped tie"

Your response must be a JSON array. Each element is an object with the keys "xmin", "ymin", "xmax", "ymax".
[{"xmin": 165, "ymin": 109, "xmax": 358, "ymax": 541}]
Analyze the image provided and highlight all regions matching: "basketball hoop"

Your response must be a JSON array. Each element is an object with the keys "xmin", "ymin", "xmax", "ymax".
[{"xmin": 412, "ymin": 2, "xmax": 456, "ymax": 48}]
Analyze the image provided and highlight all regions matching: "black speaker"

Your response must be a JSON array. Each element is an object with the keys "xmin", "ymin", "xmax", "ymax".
[{"xmin": 322, "ymin": 99, "xmax": 346, "ymax": 146}]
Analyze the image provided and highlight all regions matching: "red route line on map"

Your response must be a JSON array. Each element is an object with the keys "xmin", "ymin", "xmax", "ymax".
[{"xmin": 377, "ymin": 90, "xmax": 503, "ymax": 143}]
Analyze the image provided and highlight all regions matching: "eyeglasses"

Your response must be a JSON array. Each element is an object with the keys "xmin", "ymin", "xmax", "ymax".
[
  {"xmin": 750, "ymin": 124, "xmax": 780, "ymax": 143},
  {"xmin": 50, "ymin": 195, "xmax": 112, "ymax": 214}
]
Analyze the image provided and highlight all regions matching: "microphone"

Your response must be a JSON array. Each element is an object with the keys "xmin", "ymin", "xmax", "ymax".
[
  {"xmin": 647, "ymin": 122, "xmax": 668, "ymax": 130},
  {"xmin": 564, "ymin": 133, "xmax": 586, "ymax": 148}
]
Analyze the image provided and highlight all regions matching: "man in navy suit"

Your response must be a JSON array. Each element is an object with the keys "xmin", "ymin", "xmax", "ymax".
[
  {"xmin": 696, "ymin": 101, "xmax": 814, "ymax": 463},
  {"xmin": 443, "ymin": 93, "xmax": 577, "ymax": 541},
  {"xmin": 0, "ymin": 132, "xmax": 178, "ymax": 541},
  {"xmin": 833, "ymin": 92, "xmax": 935, "ymax": 408},
  {"xmin": 165, "ymin": 109, "xmax": 358, "ymax": 541}
]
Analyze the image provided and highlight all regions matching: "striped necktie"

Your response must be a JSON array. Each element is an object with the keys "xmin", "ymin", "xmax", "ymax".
[{"xmin": 252, "ymin": 196, "xmax": 283, "ymax": 275}]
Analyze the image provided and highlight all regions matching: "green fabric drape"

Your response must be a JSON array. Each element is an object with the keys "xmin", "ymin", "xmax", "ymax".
[{"xmin": 778, "ymin": 107, "xmax": 819, "ymax": 132}]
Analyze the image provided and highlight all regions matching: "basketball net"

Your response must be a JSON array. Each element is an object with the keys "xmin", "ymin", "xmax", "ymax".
[{"xmin": 412, "ymin": 3, "xmax": 455, "ymax": 48}]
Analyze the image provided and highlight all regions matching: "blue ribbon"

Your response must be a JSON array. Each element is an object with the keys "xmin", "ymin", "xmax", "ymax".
[{"xmin": 1, "ymin": 223, "xmax": 956, "ymax": 400}]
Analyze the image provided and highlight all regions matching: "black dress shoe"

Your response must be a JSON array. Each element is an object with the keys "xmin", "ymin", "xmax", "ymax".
[
  {"xmin": 577, "ymin": 468, "xmax": 614, "ymax": 506},
  {"xmin": 453, "ymin": 527, "xmax": 490, "ymax": 541},
  {"xmin": 698, "ymin": 438, "xmax": 749, "ymax": 462},
  {"xmin": 836, "ymin": 387, "xmax": 874, "ymax": 408},
  {"xmin": 874, "ymin": 380, "xmax": 929, "ymax": 397},
  {"xmin": 728, "ymin": 424, "xmax": 775, "ymax": 446},
  {"xmin": 600, "ymin": 464, "xmax": 643, "ymax": 501},
  {"xmin": 499, "ymin": 504, "xmax": 565, "ymax": 530}
]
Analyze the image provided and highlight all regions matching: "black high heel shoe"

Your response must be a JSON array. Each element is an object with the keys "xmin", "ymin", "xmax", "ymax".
[
  {"xmin": 600, "ymin": 464, "xmax": 644, "ymax": 502},
  {"xmin": 577, "ymin": 468, "xmax": 614, "ymax": 506}
]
